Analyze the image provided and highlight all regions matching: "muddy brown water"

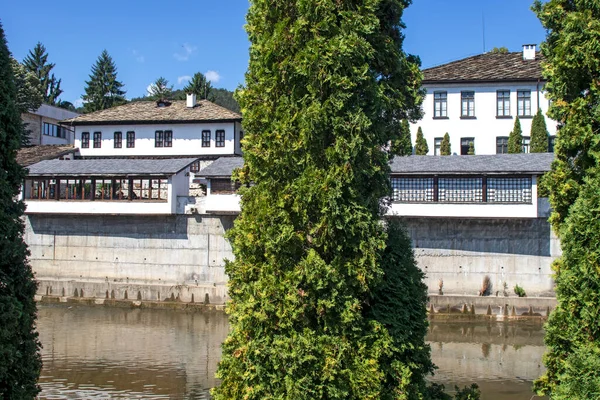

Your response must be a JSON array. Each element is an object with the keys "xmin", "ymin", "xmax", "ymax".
[{"xmin": 37, "ymin": 304, "xmax": 548, "ymax": 399}]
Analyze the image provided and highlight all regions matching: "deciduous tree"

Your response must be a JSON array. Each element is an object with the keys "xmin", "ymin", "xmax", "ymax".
[
  {"xmin": 22, "ymin": 42, "xmax": 62, "ymax": 105},
  {"xmin": 508, "ymin": 116, "xmax": 523, "ymax": 153},
  {"xmin": 415, "ymin": 126, "xmax": 428, "ymax": 155},
  {"xmin": 440, "ymin": 132, "xmax": 451, "ymax": 155},
  {"xmin": 82, "ymin": 50, "xmax": 126, "ymax": 112},
  {"xmin": 0, "ymin": 22, "xmax": 42, "ymax": 399},
  {"xmin": 530, "ymin": 109, "xmax": 549, "ymax": 153}
]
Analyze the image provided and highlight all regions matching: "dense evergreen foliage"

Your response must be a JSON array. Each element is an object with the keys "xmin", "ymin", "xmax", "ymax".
[
  {"xmin": 147, "ymin": 77, "xmax": 173, "ymax": 100},
  {"xmin": 440, "ymin": 133, "xmax": 451, "ymax": 155},
  {"xmin": 415, "ymin": 127, "xmax": 428, "ymax": 155},
  {"xmin": 507, "ymin": 116, "xmax": 523, "ymax": 153},
  {"xmin": 11, "ymin": 58, "xmax": 43, "ymax": 114},
  {"xmin": 82, "ymin": 50, "xmax": 126, "ymax": 113},
  {"xmin": 0, "ymin": 22, "xmax": 42, "ymax": 398},
  {"xmin": 212, "ymin": 0, "xmax": 440, "ymax": 398},
  {"xmin": 530, "ymin": 109, "xmax": 549, "ymax": 153},
  {"xmin": 183, "ymin": 72, "xmax": 213, "ymax": 100},
  {"xmin": 22, "ymin": 42, "xmax": 63, "ymax": 105},
  {"xmin": 533, "ymin": 1, "xmax": 600, "ymax": 397},
  {"xmin": 467, "ymin": 141, "xmax": 475, "ymax": 155},
  {"xmin": 391, "ymin": 119, "xmax": 413, "ymax": 156}
]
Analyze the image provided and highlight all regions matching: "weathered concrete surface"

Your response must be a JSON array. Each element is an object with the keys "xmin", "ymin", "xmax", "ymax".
[
  {"xmin": 399, "ymin": 217, "xmax": 560, "ymax": 297},
  {"xmin": 427, "ymin": 294, "xmax": 556, "ymax": 318},
  {"xmin": 25, "ymin": 214, "xmax": 234, "ymax": 304}
]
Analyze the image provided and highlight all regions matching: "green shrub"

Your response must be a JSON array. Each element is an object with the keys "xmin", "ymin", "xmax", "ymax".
[{"xmin": 513, "ymin": 284, "xmax": 526, "ymax": 297}]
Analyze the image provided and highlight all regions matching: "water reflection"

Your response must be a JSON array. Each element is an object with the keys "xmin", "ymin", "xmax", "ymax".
[{"xmin": 37, "ymin": 305, "xmax": 547, "ymax": 399}]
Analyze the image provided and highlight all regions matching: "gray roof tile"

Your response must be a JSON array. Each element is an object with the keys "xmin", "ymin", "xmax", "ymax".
[
  {"xmin": 27, "ymin": 158, "xmax": 197, "ymax": 176},
  {"xmin": 199, "ymin": 156, "xmax": 244, "ymax": 177}
]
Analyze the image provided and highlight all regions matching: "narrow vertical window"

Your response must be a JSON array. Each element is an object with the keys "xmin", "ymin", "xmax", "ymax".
[
  {"xmin": 155, "ymin": 130, "xmax": 164, "ymax": 147},
  {"xmin": 216, "ymin": 130, "xmax": 225, "ymax": 147},
  {"xmin": 126, "ymin": 131, "xmax": 135, "ymax": 148},
  {"xmin": 548, "ymin": 136, "xmax": 556, "ymax": 153},
  {"xmin": 202, "ymin": 130, "xmax": 211, "ymax": 147},
  {"xmin": 517, "ymin": 90, "xmax": 531, "ymax": 117},
  {"xmin": 461, "ymin": 91, "xmax": 475, "ymax": 117},
  {"xmin": 496, "ymin": 136, "xmax": 509, "ymax": 154},
  {"xmin": 497, "ymin": 90, "xmax": 511, "ymax": 117},
  {"xmin": 434, "ymin": 91, "xmax": 447, "ymax": 118},
  {"xmin": 434, "ymin": 137, "xmax": 442, "ymax": 155},
  {"xmin": 522, "ymin": 136, "xmax": 531, "ymax": 153},
  {"xmin": 164, "ymin": 130, "xmax": 173, "ymax": 147},
  {"xmin": 93, "ymin": 132, "xmax": 102, "ymax": 148},
  {"xmin": 460, "ymin": 137, "xmax": 474, "ymax": 155},
  {"xmin": 81, "ymin": 132, "xmax": 90, "ymax": 148},
  {"xmin": 114, "ymin": 131, "xmax": 122, "ymax": 148}
]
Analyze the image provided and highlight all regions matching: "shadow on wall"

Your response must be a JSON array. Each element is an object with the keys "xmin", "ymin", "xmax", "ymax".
[{"xmin": 399, "ymin": 217, "xmax": 552, "ymax": 257}]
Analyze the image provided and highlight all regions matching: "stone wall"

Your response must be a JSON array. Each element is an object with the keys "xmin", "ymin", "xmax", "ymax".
[{"xmin": 25, "ymin": 214, "xmax": 235, "ymax": 304}]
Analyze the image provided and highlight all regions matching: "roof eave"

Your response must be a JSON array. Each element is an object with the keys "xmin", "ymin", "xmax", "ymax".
[
  {"xmin": 423, "ymin": 78, "xmax": 545, "ymax": 85},
  {"xmin": 390, "ymin": 171, "xmax": 549, "ymax": 175},
  {"xmin": 65, "ymin": 118, "xmax": 242, "ymax": 126}
]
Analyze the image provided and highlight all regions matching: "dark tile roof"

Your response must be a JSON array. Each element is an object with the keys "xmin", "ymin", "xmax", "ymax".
[
  {"xmin": 62, "ymin": 100, "xmax": 242, "ymax": 126},
  {"xmin": 423, "ymin": 52, "xmax": 544, "ymax": 83},
  {"xmin": 17, "ymin": 145, "xmax": 78, "ymax": 167},
  {"xmin": 27, "ymin": 158, "xmax": 197, "ymax": 177},
  {"xmin": 390, "ymin": 153, "xmax": 554, "ymax": 175},
  {"xmin": 199, "ymin": 156, "xmax": 244, "ymax": 178}
]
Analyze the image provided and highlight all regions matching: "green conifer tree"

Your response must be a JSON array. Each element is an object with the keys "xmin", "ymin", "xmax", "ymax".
[
  {"xmin": 22, "ymin": 42, "xmax": 63, "ymax": 105},
  {"xmin": 212, "ymin": 1, "xmax": 435, "ymax": 398},
  {"xmin": 533, "ymin": 1, "xmax": 600, "ymax": 397},
  {"xmin": 0, "ymin": 22, "xmax": 42, "ymax": 398},
  {"xmin": 508, "ymin": 116, "xmax": 523, "ymax": 154},
  {"xmin": 183, "ymin": 72, "xmax": 213, "ymax": 100},
  {"xmin": 82, "ymin": 50, "xmax": 126, "ymax": 113},
  {"xmin": 147, "ymin": 77, "xmax": 173, "ymax": 101},
  {"xmin": 415, "ymin": 127, "xmax": 429, "ymax": 155},
  {"xmin": 530, "ymin": 109, "xmax": 549, "ymax": 153},
  {"xmin": 391, "ymin": 119, "xmax": 413, "ymax": 156},
  {"xmin": 440, "ymin": 132, "xmax": 451, "ymax": 155},
  {"xmin": 468, "ymin": 141, "xmax": 475, "ymax": 155}
]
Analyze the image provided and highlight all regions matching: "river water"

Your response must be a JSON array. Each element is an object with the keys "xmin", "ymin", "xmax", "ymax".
[{"xmin": 37, "ymin": 304, "xmax": 548, "ymax": 399}]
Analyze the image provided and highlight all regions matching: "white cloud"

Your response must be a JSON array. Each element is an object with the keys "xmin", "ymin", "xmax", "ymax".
[
  {"xmin": 173, "ymin": 43, "xmax": 197, "ymax": 61},
  {"xmin": 73, "ymin": 98, "xmax": 84, "ymax": 108},
  {"xmin": 205, "ymin": 70, "xmax": 221, "ymax": 83},
  {"xmin": 178, "ymin": 75, "xmax": 192, "ymax": 85},
  {"xmin": 132, "ymin": 49, "xmax": 145, "ymax": 63}
]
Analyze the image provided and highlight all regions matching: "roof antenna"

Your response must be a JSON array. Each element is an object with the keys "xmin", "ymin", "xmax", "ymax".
[{"xmin": 482, "ymin": 12, "xmax": 486, "ymax": 53}]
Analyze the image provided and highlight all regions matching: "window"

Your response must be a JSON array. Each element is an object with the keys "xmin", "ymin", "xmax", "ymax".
[
  {"xmin": 434, "ymin": 91, "xmax": 447, "ymax": 118},
  {"xmin": 548, "ymin": 135, "xmax": 556, "ymax": 153},
  {"xmin": 517, "ymin": 90, "xmax": 532, "ymax": 117},
  {"xmin": 190, "ymin": 160, "xmax": 201, "ymax": 173},
  {"xmin": 114, "ymin": 132, "xmax": 122, "ymax": 148},
  {"xmin": 93, "ymin": 132, "xmax": 102, "ymax": 148},
  {"xmin": 522, "ymin": 136, "xmax": 531, "ymax": 153},
  {"xmin": 155, "ymin": 130, "xmax": 164, "ymax": 147},
  {"xmin": 460, "ymin": 137, "xmax": 474, "ymax": 155},
  {"xmin": 496, "ymin": 136, "xmax": 509, "ymax": 154},
  {"xmin": 81, "ymin": 132, "xmax": 90, "ymax": 148},
  {"xmin": 202, "ymin": 130, "xmax": 211, "ymax": 147},
  {"xmin": 434, "ymin": 137, "xmax": 443, "ymax": 155},
  {"xmin": 126, "ymin": 131, "xmax": 135, "ymax": 148},
  {"xmin": 497, "ymin": 90, "xmax": 511, "ymax": 117},
  {"xmin": 391, "ymin": 177, "xmax": 435, "ymax": 202},
  {"xmin": 164, "ymin": 130, "xmax": 173, "ymax": 147},
  {"xmin": 439, "ymin": 177, "xmax": 483, "ymax": 202},
  {"xmin": 211, "ymin": 178, "xmax": 241, "ymax": 194},
  {"xmin": 216, "ymin": 130, "xmax": 225, "ymax": 147},
  {"xmin": 43, "ymin": 122, "xmax": 68, "ymax": 138},
  {"xmin": 461, "ymin": 91, "xmax": 475, "ymax": 117},
  {"xmin": 487, "ymin": 177, "xmax": 532, "ymax": 203}
]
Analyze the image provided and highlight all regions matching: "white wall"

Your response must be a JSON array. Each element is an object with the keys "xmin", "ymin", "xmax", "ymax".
[
  {"xmin": 205, "ymin": 194, "xmax": 241, "ymax": 213},
  {"xmin": 234, "ymin": 121, "xmax": 243, "ymax": 155},
  {"xmin": 73, "ymin": 122, "xmax": 237, "ymax": 157},
  {"xmin": 412, "ymin": 82, "xmax": 558, "ymax": 155}
]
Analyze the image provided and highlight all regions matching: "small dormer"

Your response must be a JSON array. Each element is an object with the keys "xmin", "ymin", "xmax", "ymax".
[{"xmin": 523, "ymin": 44, "xmax": 536, "ymax": 60}]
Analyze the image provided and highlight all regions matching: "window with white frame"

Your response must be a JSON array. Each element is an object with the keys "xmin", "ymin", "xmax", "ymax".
[
  {"xmin": 434, "ymin": 92, "xmax": 447, "ymax": 118},
  {"xmin": 517, "ymin": 90, "xmax": 532, "ymax": 117},
  {"xmin": 434, "ymin": 137, "xmax": 442, "ymax": 155},
  {"xmin": 522, "ymin": 136, "xmax": 531, "ymax": 153},
  {"xmin": 461, "ymin": 91, "xmax": 475, "ymax": 117},
  {"xmin": 497, "ymin": 90, "xmax": 511, "ymax": 117}
]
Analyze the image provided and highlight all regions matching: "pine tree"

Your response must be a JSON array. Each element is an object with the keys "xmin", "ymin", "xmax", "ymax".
[
  {"xmin": 533, "ymin": 0, "xmax": 600, "ymax": 397},
  {"xmin": 530, "ymin": 109, "xmax": 549, "ymax": 153},
  {"xmin": 508, "ymin": 116, "xmax": 523, "ymax": 153},
  {"xmin": 0, "ymin": 22, "xmax": 42, "ymax": 398},
  {"xmin": 212, "ymin": 1, "xmax": 433, "ymax": 398},
  {"xmin": 468, "ymin": 141, "xmax": 475, "ymax": 155},
  {"xmin": 440, "ymin": 132, "xmax": 451, "ymax": 155},
  {"xmin": 391, "ymin": 120, "xmax": 412, "ymax": 156},
  {"xmin": 22, "ymin": 42, "xmax": 62, "ymax": 105},
  {"xmin": 11, "ymin": 58, "xmax": 43, "ymax": 114},
  {"xmin": 147, "ymin": 77, "xmax": 173, "ymax": 100},
  {"xmin": 183, "ymin": 72, "xmax": 213, "ymax": 100},
  {"xmin": 82, "ymin": 50, "xmax": 126, "ymax": 113},
  {"xmin": 415, "ymin": 127, "xmax": 429, "ymax": 155}
]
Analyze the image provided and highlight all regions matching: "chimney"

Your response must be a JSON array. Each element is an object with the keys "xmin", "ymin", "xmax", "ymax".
[
  {"xmin": 186, "ymin": 93, "xmax": 197, "ymax": 108},
  {"xmin": 523, "ymin": 44, "xmax": 536, "ymax": 60}
]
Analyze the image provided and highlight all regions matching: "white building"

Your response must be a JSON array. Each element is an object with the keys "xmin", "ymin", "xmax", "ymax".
[
  {"xmin": 414, "ymin": 45, "xmax": 557, "ymax": 155},
  {"xmin": 22, "ymin": 104, "xmax": 80, "ymax": 145}
]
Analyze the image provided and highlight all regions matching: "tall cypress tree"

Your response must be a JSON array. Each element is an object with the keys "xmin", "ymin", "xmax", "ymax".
[
  {"xmin": 82, "ymin": 50, "xmax": 126, "ymax": 113},
  {"xmin": 213, "ymin": 0, "xmax": 432, "ymax": 398},
  {"xmin": 533, "ymin": 0, "xmax": 600, "ymax": 397},
  {"xmin": 440, "ymin": 132, "xmax": 451, "ymax": 155},
  {"xmin": 508, "ymin": 116, "xmax": 523, "ymax": 154},
  {"xmin": 0, "ymin": 22, "xmax": 42, "ymax": 398},
  {"xmin": 22, "ymin": 42, "xmax": 63, "ymax": 105},
  {"xmin": 530, "ymin": 109, "xmax": 549, "ymax": 153},
  {"xmin": 415, "ymin": 127, "xmax": 429, "ymax": 155}
]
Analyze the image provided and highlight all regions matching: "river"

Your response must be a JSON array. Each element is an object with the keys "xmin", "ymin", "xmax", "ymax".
[{"xmin": 37, "ymin": 304, "xmax": 547, "ymax": 399}]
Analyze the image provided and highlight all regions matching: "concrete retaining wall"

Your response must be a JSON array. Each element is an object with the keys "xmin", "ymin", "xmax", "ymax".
[{"xmin": 25, "ymin": 214, "xmax": 234, "ymax": 304}]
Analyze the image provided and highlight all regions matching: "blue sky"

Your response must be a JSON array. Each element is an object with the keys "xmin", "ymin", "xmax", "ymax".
[{"xmin": 3, "ymin": 0, "xmax": 547, "ymax": 107}]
